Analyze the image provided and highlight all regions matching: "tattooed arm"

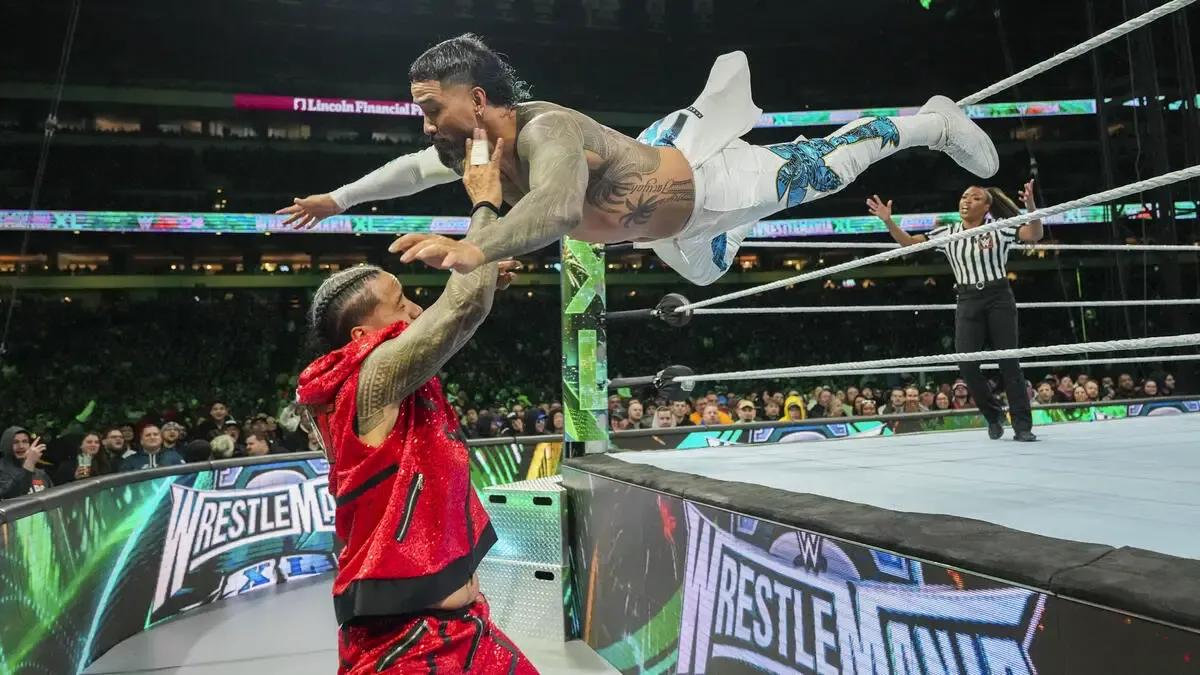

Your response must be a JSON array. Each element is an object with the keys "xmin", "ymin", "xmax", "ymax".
[
  {"xmin": 355, "ymin": 262, "xmax": 499, "ymax": 436},
  {"xmin": 464, "ymin": 111, "xmax": 589, "ymax": 262}
]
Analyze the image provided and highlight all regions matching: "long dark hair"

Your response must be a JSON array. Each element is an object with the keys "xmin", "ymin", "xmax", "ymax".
[
  {"xmin": 475, "ymin": 414, "xmax": 496, "ymax": 439},
  {"xmin": 976, "ymin": 186, "xmax": 1022, "ymax": 220},
  {"xmin": 81, "ymin": 431, "xmax": 113, "ymax": 475},
  {"xmin": 409, "ymin": 33, "xmax": 531, "ymax": 107},
  {"xmin": 306, "ymin": 265, "xmax": 384, "ymax": 354}
]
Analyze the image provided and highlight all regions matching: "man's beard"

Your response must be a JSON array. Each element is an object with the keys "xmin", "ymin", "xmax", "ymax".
[{"xmin": 432, "ymin": 137, "xmax": 465, "ymax": 173}]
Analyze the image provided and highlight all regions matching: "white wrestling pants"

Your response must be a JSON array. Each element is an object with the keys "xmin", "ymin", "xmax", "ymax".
[{"xmin": 640, "ymin": 113, "xmax": 947, "ymax": 285}]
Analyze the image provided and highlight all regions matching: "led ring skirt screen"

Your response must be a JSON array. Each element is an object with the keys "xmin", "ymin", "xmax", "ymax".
[
  {"xmin": 564, "ymin": 459, "xmax": 1200, "ymax": 675},
  {"xmin": 0, "ymin": 457, "xmax": 337, "ymax": 674},
  {"xmin": 0, "ymin": 438, "xmax": 565, "ymax": 674},
  {"xmin": 568, "ymin": 401, "xmax": 1200, "ymax": 675}
]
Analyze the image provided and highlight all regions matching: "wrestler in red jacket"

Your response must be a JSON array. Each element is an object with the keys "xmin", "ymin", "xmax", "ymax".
[{"xmin": 297, "ymin": 253, "xmax": 536, "ymax": 671}]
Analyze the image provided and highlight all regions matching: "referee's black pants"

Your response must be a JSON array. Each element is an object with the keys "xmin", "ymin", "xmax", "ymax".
[{"xmin": 955, "ymin": 281, "xmax": 1033, "ymax": 433}]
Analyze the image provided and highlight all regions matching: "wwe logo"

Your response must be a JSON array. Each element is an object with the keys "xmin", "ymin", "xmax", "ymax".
[{"xmin": 768, "ymin": 530, "xmax": 823, "ymax": 572}]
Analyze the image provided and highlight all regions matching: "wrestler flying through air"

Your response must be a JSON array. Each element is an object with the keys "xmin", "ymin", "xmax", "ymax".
[{"xmin": 281, "ymin": 34, "xmax": 1000, "ymax": 286}]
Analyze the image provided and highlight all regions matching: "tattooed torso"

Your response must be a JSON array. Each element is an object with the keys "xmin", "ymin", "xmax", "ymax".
[{"xmin": 505, "ymin": 102, "xmax": 696, "ymax": 243}]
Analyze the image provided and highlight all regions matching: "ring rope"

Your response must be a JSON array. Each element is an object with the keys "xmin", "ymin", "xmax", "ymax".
[
  {"xmin": 672, "ymin": 165, "xmax": 1200, "ymax": 314},
  {"xmin": 762, "ymin": 353, "xmax": 1200, "ymax": 379},
  {"xmin": 732, "ymin": 242, "xmax": 1200, "ymax": 252},
  {"xmin": 607, "ymin": 350, "xmax": 1199, "ymax": 390},
  {"xmin": 687, "ymin": 299, "xmax": 1200, "ymax": 316},
  {"xmin": 670, "ymin": 333, "xmax": 1200, "ymax": 384},
  {"xmin": 957, "ymin": 0, "xmax": 1197, "ymax": 105}
]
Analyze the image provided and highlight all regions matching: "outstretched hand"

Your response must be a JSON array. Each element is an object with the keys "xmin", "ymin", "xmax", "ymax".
[
  {"xmin": 1018, "ymin": 179, "xmax": 1037, "ymax": 211},
  {"xmin": 866, "ymin": 195, "xmax": 894, "ymax": 220},
  {"xmin": 22, "ymin": 436, "xmax": 45, "ymax": 471},
  {"xmin": 276, "ymin": 194, "xmax": 344, "ymax": 230},
  {"xmin": 388, "ymin": 234, "xmax": 486, "ymax": 274}
]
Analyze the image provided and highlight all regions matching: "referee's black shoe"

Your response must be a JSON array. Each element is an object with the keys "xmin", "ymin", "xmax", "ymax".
[
  {"xmin": 987, "ymin": 420, "xmax": 1004, "ymax": 440},
  {"xmin": 1013, "ymin": 430, "xmax": 1038, "ymax": 442}
]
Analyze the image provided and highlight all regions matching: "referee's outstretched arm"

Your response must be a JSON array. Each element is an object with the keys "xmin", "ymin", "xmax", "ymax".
[
  {"xmin": 1015, "ymin": 179, "xmax": 1045, "ymax": 242},
  {"xmin": 868, "ymin": 195, "xmax": 927, "ymax": 247}
]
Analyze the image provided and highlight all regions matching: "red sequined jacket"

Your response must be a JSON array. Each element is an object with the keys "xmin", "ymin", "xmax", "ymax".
[{"xmin": 296, "ymin": 321, "xmax": 496, "ymax": 625}]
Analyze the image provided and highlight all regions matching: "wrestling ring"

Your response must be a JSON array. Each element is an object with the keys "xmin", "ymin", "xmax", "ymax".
[
  {"xmin": 574, "ymin": 3, "xmax": 1200, "ymax": 670},
  {"xmin": 3, "ymin": 2, "xmax": 1197, "ymax": 673}
]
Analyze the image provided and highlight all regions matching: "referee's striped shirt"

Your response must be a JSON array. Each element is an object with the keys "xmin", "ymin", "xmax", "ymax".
[{"xmin": 926, "ymin": 222, "xmax": 1020, "ymax": 286}]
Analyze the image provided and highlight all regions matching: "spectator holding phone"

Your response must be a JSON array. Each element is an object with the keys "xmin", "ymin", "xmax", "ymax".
[{"xmin": 1, "ymin": 426, "xmax": 52, "ymax": 499}]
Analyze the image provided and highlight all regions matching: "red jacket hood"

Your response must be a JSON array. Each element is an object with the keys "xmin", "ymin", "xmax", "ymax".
[{"xmin": 296, "ymin": 320, "xmax": 409, "ymax": 406}]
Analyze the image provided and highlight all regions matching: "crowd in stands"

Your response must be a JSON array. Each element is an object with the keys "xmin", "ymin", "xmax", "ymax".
[
  {"xmin": 602, "ymin": 369, "xmax": 1179, "ymax": 433},
  {"xmin": 0, "ymin": 291, "xmax": 1187, "ymax": 501},
  {"xmin": 0, "ymin": 405, "xmax": 325, "ymax": 499},
  {"xmin": 3, "ymin": 366, "xmax": 1180, "ymax": 500}
]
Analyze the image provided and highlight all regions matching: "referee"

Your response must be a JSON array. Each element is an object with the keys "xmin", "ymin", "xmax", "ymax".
[{"xmin": 868, "ymin": 180, "xmax": 1043, "ymax": 442}]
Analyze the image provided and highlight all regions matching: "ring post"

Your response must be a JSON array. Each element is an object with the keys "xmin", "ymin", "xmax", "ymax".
[{"xmin": 561, "ymin": 236, "xmax": 609, "ymax": 457}]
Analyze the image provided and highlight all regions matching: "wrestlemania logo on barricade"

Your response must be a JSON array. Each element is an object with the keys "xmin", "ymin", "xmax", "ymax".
[
  {"xmin": 677, "ymin": 504, "xmax": 1042, "ymax": 674},
  {"xmin": 569, "ymin": 469, "xmax": 1200, "ymax": 675},
  {"xmin": 0, "ymin": 439, "xmax": 567, "ymax": 675},
  {"xmin": 0, "ymin": 457, "xmax": 338, "ymax": 675},
  {"xmin": 152, "ymin": 460, "xmax": 337, "ymax": 622}
]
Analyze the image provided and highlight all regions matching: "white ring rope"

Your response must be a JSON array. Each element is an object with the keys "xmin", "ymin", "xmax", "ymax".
[
  {"xmin": 671, "ymin": 333, "xmax": 1200, "ymax": 384},
  {"xmin": 772, "ymin": 354, "xmax": 1200, "ymax": 380},
  {"xmin": 732, "ymin": 242, "xmax": 1200, "ymax": 252},
  {"xmin": 957, "ymin": 0, "xmax": 1197, "ymax": 106},
  {"xmin": 689, "ymin": 299, "xmax": 1200, "ymax": 316},
  {"xmin": 673, "ymin": 165, "xmax": 1200, "ymax": 314}
]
